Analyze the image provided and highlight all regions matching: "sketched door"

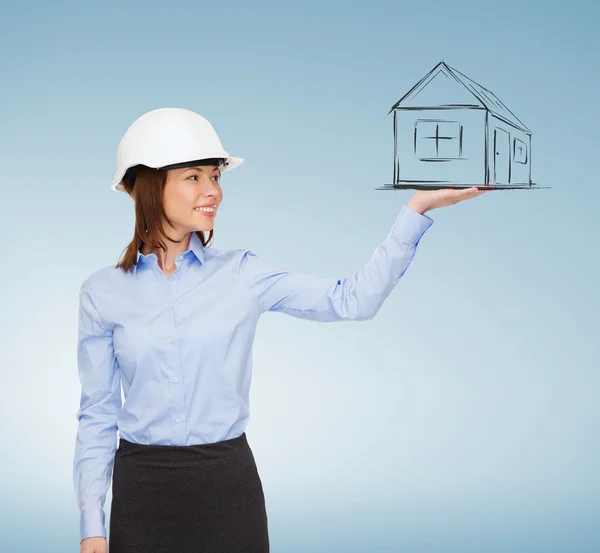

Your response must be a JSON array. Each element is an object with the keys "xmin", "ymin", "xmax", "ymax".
[{"xmin": 493, "ymin": 127, "xmax": 510, "ymax": 184}]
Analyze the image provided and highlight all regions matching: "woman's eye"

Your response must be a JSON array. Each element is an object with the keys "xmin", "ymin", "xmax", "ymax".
[{"xmin": 188, "ymin": 175, "xmax": 220, "ymax": 182}]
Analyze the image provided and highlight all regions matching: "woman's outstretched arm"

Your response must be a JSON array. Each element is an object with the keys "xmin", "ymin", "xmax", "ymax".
[{"xmin": 238, "ymin": 203, "xmax": 433, "ymax": 322}]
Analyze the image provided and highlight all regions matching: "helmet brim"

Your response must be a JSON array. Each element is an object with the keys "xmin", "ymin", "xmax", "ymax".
[{"xmin": 110, "ymin": 156, "xmax": 244, "ymax": 193}]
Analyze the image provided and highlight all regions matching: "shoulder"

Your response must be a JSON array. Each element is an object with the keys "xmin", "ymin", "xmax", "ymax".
[
  {"xmin": 230, "ymin": 248, "xmax": 258, "ymax": 267},
  {"xmin": 204, "ymin": 246, "xmax": 240, "ymax": 262},
  {"xmin": 85, "ymin": 264, "xmax": 123, "ymax": 284},
  {"xmin": 80, "ymin": 264, "xmax": 129, "ymax": 298},
  {"xmin": 231, "ymin": 247, "xmax": 288, "ymax": 282},
  {"xmin": 206, "ymin": 247, "xmax": 262, "ymax": 281},
  {"xmin": 206, "ymin": 246, "xmax": 259, "ymax": 265}
]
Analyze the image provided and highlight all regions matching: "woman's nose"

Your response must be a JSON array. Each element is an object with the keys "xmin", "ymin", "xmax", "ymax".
[{"xmin": 202, "ymin": 178, "xmax": 220, "ymax": 193}]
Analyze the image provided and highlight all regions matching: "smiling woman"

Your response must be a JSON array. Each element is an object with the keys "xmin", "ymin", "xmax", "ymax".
[
  {"xmin": 105, "ymin": 108, "xmax": 243, "ymax": 277},
  {"xmin": 72, "ymin": 108, "xmax": 280, "ymax": 553},
  {"xmin": 115, "ymin": 159, "xmax": 225, "ymax": 276}
]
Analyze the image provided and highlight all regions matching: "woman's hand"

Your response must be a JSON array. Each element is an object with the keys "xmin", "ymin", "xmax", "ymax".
[
  {"xmin": 80, "ymin": 536, "xmax": 107, "ymax": 553},
  {"xmin": 406, "ymin": 185, "xmax": 495, "ymax": 214}
]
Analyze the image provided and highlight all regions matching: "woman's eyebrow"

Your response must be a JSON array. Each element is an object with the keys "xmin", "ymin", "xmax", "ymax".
[{"xmin": 185, "ymin": 167, "xmax": 220, "ymax": 173}]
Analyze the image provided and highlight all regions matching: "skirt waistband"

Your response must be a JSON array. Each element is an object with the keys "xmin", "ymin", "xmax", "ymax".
[{"xmin": 116, "ymin": 432, "xmax": 248, "ymax": 461}]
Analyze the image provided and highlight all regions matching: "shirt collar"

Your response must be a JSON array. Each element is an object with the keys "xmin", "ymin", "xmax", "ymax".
[{"xmin": 134, "ymin": 231, "xmax": 205, "ymax": 274}]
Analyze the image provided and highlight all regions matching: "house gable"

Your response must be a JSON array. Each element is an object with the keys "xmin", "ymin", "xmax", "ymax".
[
  {"xmin": 391, "ymin": 66, "xmax": 485, "ymax": 110},
  {"xmin": 390, "ymin": 61, "xmax": 531, "ymax": 133}
]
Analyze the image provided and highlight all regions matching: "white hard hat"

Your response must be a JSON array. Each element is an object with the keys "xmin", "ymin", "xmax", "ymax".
[{"xmin": 110, "ymin": 107, "xmax": 244, "ymax": 193}]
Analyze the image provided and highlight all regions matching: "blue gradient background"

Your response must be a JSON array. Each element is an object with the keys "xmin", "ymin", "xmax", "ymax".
[{"xmin": 1, "ymin": 1, "xmax": 598, "ymax": 551}]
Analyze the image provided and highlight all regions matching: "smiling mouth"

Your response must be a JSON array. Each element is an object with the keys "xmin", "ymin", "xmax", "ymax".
[{"xmin": 194, "ymin": 207, "xmax": 215, "ymax": 217}]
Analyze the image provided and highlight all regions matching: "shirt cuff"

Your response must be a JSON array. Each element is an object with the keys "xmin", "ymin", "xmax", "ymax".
[
  {"xmin": 80, "ymin": 507, "xmax": 107, "ymax": 542},
  {"xmin": 392, "ymin": 204, "xmax": 434, "ymax": 242}
]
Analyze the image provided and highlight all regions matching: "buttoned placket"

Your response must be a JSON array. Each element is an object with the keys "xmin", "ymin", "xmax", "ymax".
[{"xmin": 159, "ymin": 252, "xmax": 189, "ymax": 438}]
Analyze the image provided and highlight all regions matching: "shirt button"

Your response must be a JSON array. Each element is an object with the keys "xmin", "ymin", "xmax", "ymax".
[
  {"xmin": 171, "ymin": 377, "xmax": 178, "ymax": 383},
  {"xmin": 175, "ymin": 417, "xmax": 181, "ymax": 423},
  {"xmin": 168, "ymin": 337, "xmax": 174, "ymax": 343},
  {"xmin": 164, "ymin": 303, "xmax": 170, "ymax": 309}
]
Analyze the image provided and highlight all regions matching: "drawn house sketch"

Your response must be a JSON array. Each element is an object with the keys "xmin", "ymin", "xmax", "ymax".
[{"xmin": 377, "ymin": 61, "xmax": 546, "ymax": 190}]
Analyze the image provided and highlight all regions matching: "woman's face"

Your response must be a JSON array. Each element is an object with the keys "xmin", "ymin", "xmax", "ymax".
[{"xmin": 162, "ymin": 164, "xmax": 223, "ymax": 233}]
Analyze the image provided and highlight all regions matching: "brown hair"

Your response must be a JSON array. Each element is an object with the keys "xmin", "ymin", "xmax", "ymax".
[{"xmin": 114, "ymin": 165, "xmax": 214, "ymax": 273}]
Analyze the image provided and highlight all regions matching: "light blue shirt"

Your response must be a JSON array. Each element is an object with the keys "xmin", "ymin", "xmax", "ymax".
[{"xmin": 73, "ymin": 204, "xmax": 433, "ymax": 542}]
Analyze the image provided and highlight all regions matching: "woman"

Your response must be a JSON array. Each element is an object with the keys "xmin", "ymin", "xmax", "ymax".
[{"xmin": 74, "ymin": 107, "xmax": 492, "ymax": 553}]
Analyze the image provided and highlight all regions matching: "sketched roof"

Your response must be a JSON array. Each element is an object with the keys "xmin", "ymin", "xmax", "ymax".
[{"xmin": 389, "ymin": 61, "xmax": 531, "ymax": 134}]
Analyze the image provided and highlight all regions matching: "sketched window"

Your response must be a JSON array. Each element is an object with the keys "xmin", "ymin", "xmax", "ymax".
[
  {"xmin": 513, "ymin": 138, "xmax": 527, "ymax": 164},
  {"xmin": 415, "ymin": 120, "xmax": 462, "ymax": 159}
]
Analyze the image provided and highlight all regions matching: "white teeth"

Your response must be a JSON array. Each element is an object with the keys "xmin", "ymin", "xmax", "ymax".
[{"xmin": 195, "ymin": 207, "xmax": 215, "ymax": 212}]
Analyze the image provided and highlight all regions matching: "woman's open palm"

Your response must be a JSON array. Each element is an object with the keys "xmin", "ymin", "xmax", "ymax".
[{"xmin": 410, "ymin": 185, "xmax": 496, "ymax": 212}]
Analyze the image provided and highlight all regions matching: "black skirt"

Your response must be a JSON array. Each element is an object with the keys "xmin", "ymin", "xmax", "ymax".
[{"xmin": 108, "ymin": 432, "xmax": 270, "ymax": 553}]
